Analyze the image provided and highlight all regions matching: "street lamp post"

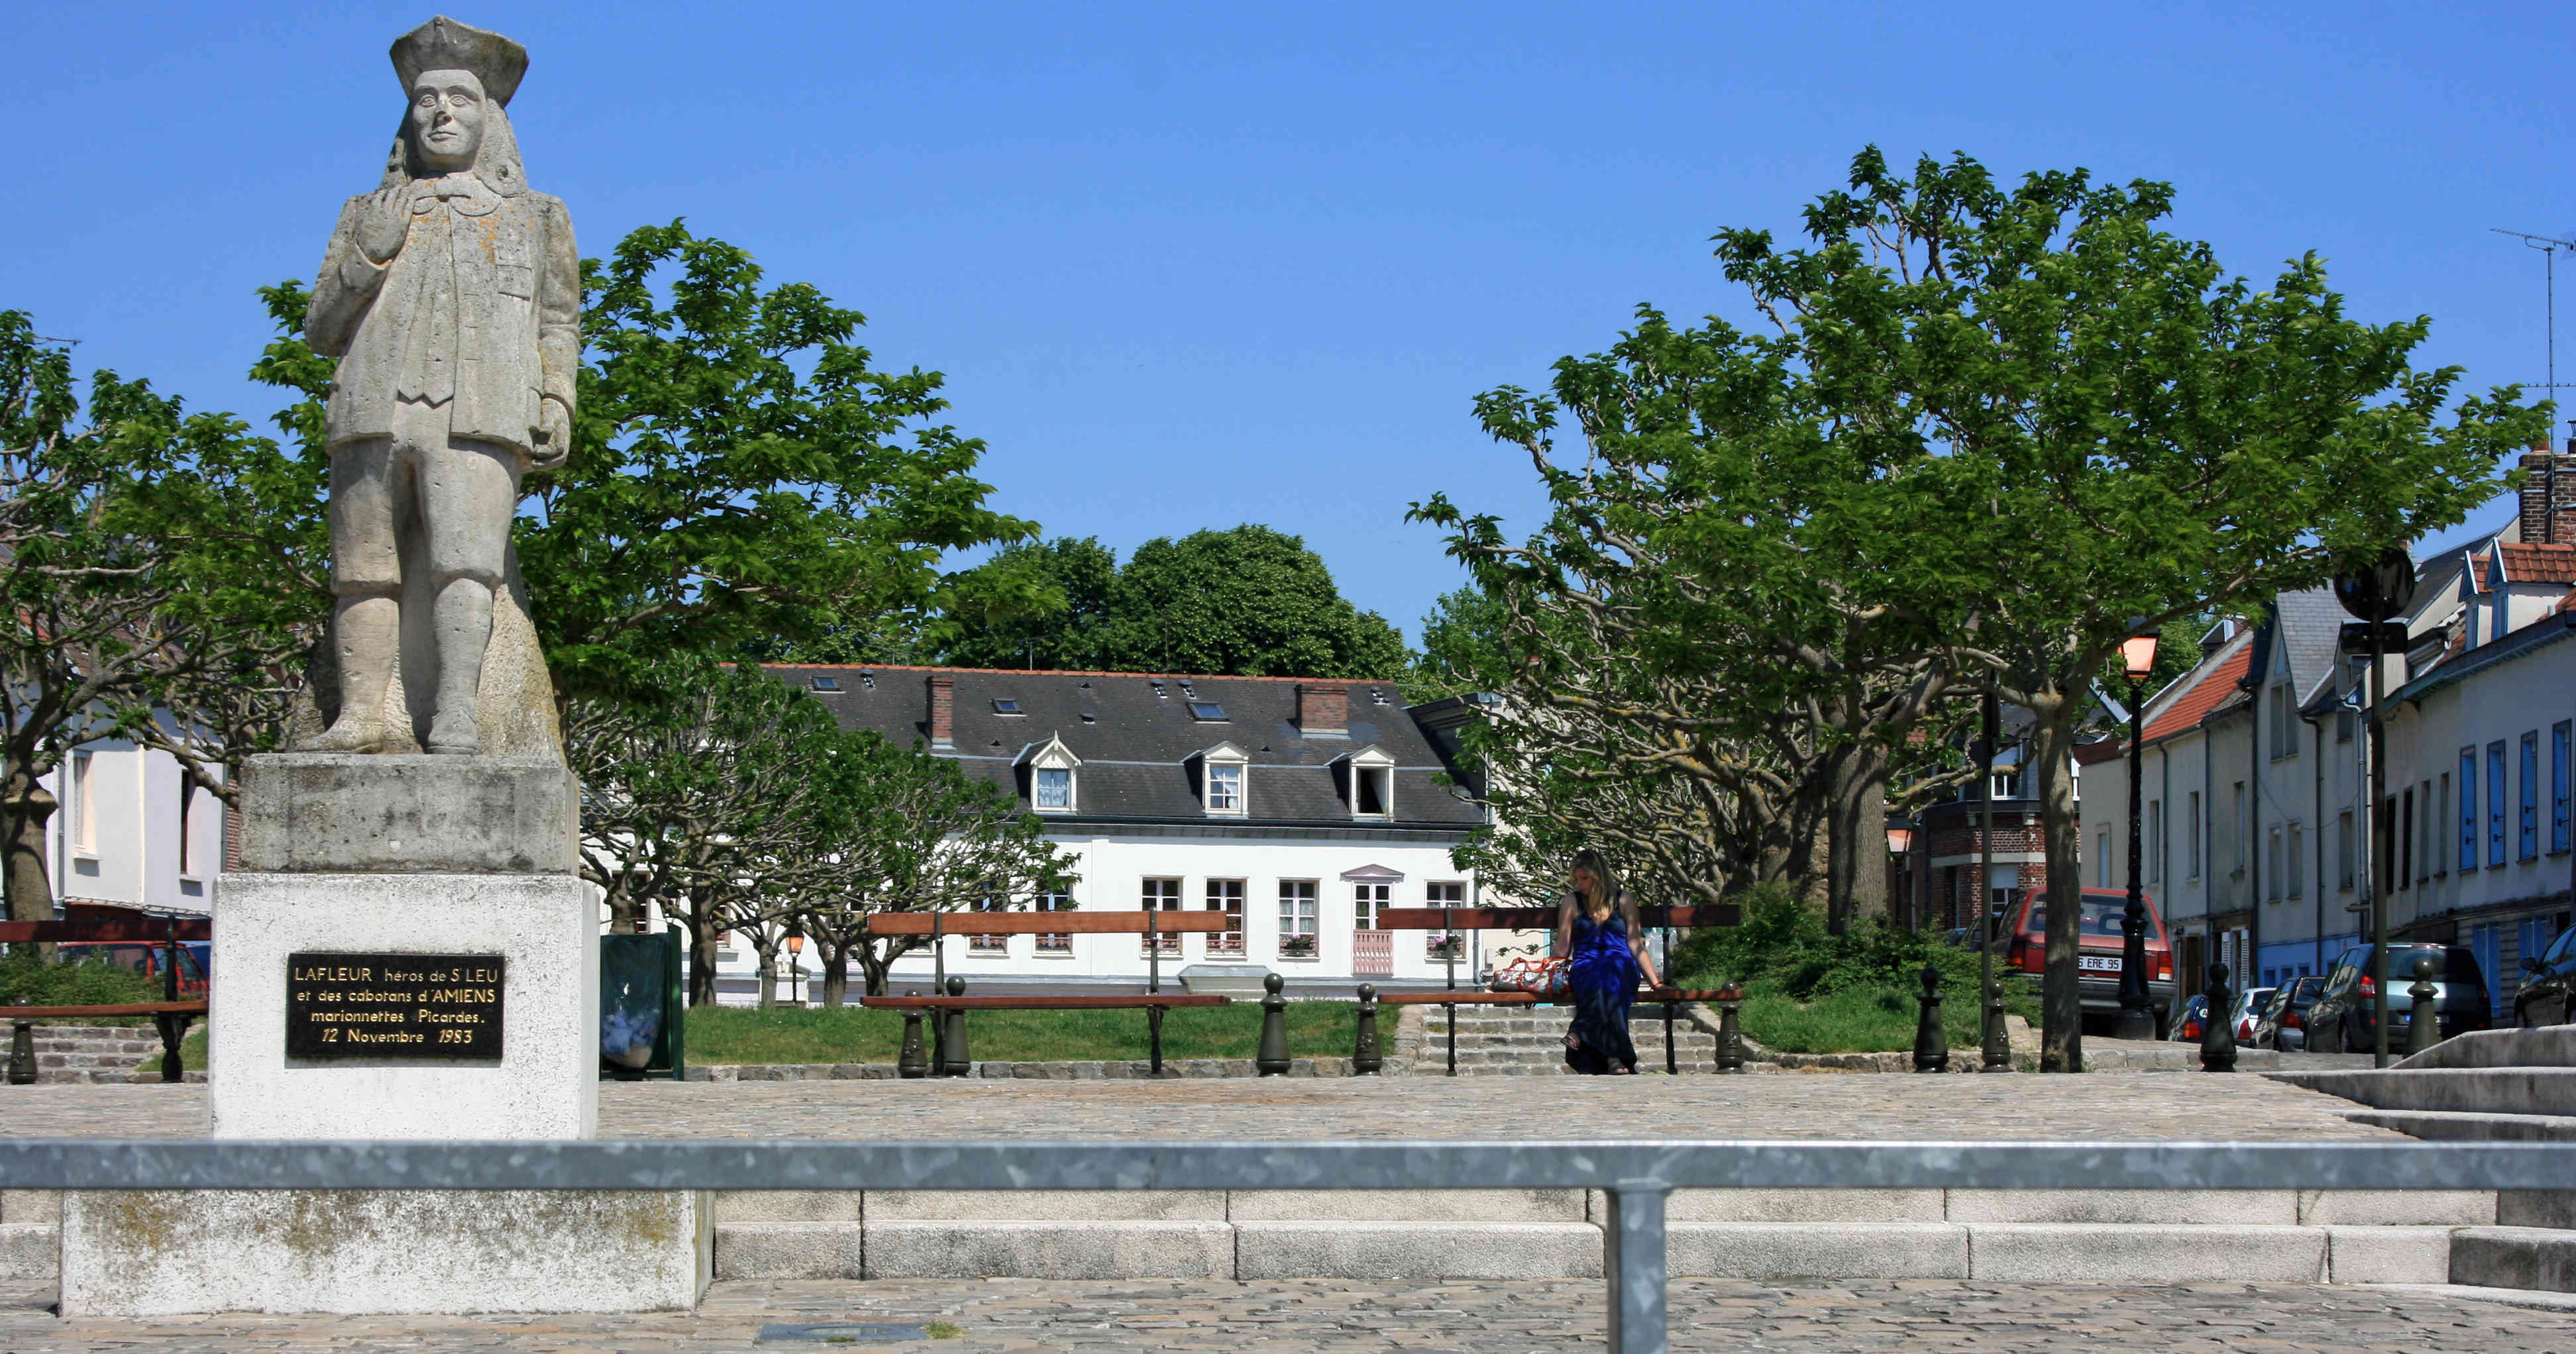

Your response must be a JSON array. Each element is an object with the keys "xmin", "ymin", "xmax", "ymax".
[
  {"xmin": 785, "ymin": 927, "xmax": 806, "ymax": 1009},
  {"xmin": 2116, "ymin": 622, "xmax": 2160, "ymax": 1041}
]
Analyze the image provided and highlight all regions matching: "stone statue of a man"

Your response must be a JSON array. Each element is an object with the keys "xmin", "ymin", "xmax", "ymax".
[{"xmin": 299, "ymin": 16, "xmax": 576, "ymax": 756}]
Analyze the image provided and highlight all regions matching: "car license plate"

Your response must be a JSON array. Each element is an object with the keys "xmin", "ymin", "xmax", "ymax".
[{"xmin": 2078, "ymin": 955, "xmax": 2124, "ymax": 973}]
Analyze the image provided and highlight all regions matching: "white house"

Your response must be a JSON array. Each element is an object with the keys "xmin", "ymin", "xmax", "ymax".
[
  {"xmin": 727, "ymin": 666, "xmax": 1491, "ymax": 998},
  {"xmin": 35, "ymin": 736, "xmax": 224, "ymax": 919}
]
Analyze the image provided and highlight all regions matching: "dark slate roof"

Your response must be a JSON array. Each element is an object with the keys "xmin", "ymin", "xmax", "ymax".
[
  {"xmin": 2271, "ymin": 585, "xmax": 2346, "ymax": 707},
  {"xmin": 762, "ymin": 665, "xmax": 1487, "ymax": 832}
]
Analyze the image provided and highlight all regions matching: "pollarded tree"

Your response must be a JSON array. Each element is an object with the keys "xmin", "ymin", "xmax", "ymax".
[
  {"xmin": 1717, "ymin": 149, "xmax": 2546, "ymax": 1068},
  {"xmin": 1417, "ymin": 302, "xmax": 1962, "ymax": 931},
  {"xmin": 0, "ymin": 309, "xmax": 326, "ymax": 923},
  {"xmin": 792, "ymin": 735, "xmax": 1074, "ymax": 1004}
]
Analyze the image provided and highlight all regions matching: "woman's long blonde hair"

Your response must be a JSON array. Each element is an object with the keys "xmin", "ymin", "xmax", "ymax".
[{"xmin": 1570, "ymin": 848, "xmax": 1624, "ymax": 918}]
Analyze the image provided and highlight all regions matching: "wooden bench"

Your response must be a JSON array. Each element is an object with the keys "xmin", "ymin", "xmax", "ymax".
[
  {"xmin": 3, "ymin": 915, "xmax": 211, "ymax": 1084},
  {"xmin": 857, "ymin": 910, "xmax": 1238, "ymax": 1075},
  {"xmin": 1369, "ymin": 902, "xmax": 1739, "ymax": 1075}
]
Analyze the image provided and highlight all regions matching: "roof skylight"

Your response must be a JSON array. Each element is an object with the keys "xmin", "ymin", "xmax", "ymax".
[{"xmin": 1189, "ymin": 701, "xmax": 1226, "ymax": 721}]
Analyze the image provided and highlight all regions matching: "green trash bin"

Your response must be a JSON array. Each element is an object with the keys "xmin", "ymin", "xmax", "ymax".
[{"xmin": 601, "ymin": 929, "xmax": 686, "ymax": 1081}]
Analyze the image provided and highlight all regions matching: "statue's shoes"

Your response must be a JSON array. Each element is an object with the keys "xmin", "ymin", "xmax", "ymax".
[
  {"xmin": 296, "ymin": 719, "xmax": 388, "ymax": 755},
  {"xmin": 427, "ymin": 710, "xmax": 482, "ymax": 756}
]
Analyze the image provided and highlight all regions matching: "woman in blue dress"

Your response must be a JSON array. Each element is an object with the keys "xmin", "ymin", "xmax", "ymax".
[{"xmin": 1558, "ymin": 849, "xmax": 1660, "ymax": 1074}]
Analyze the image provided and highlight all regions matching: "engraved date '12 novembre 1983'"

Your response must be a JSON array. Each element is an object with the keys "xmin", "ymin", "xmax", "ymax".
[{"xmin": 286, "ymin": 952, "xmax": 506, "ymax": 1059}]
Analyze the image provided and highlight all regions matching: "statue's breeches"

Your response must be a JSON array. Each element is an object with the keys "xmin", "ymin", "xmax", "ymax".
[{"xmin": 329, "ymin": 397, "xmax": 522, "ymax": 595}]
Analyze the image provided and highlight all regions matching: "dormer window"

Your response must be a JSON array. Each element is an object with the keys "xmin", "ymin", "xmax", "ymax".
[
  {"xmin": 810, "ymin": 675, "xmax": 841, "ymax": 692},
  {"xmin": 1188, "ymin": 701, "xmax": 1226, "ymax": 721},
  {"xmin": 1014, "ymin": 735, "xmax": 1081, "ymax": 813},
  {"xmin": 1332, "ymin": 745, "xmax": 1397, "ymax": 819},
  {"xmin": 1190, "ymin": 742, "xmax": 1250, "ymax": 816},
  {"xmin": 993, "ymin": 698, "xmax": 1022, "ymax": 715}
]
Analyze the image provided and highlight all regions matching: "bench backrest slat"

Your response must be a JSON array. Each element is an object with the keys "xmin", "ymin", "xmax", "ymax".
[{"xmin": 1374, "ymin": 904, "xmax": 1738, "ymax": 931}]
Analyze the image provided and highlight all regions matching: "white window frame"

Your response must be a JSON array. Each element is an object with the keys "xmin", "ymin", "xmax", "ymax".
[
  {"xmin": 1016, "ymin": 735, "xmax": 1081, "ymax": 814},
  {"xmin": 1424, "ymin": 881, "xmax": 1468, "ymax": 959},
  {"xmin": 1205, "ymin": 878, "xmax": 1246, "ymax": 956},
  {"xmin": 1142, "ymin": 877, "xmax": 1183, "ymax": 955},
  {"xmin": 1333, "ymin": 745, "xmax": 1398, "ymax": 820},
  {"xmin": 1277, "ymin": 880, "xmax": 1318, "ymax": 959},
  {"xmin": 1192, "ymin": 742, "xmax": 1250, "ymax": 817},
  {"xmin": 70, "ymin": 751, "xmax": 95, "ymax": 855}
]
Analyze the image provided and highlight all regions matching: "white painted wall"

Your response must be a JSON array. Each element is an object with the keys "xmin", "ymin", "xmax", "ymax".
[{"xmin": 41, "ymin": 738, "xmax": 221, "ymax": 917}]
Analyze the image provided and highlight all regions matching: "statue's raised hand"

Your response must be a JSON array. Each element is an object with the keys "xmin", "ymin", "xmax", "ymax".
[{"xmin": 358, "ymin": 185, "xmax": 413, "ymax": 265}]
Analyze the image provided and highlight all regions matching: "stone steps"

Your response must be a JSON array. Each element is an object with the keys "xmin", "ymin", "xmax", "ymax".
[
  {"xmin": 2269, "ymin": 1067, "xmax": 2576, "ymax": 1118},
  {"xmin": 0, "ymin": 1186, "xmax": 2498, "ymax": 1284},
  {"xmin": 1417, "ymin": 1004, "xmax": 1721, "ymax": 1075}
]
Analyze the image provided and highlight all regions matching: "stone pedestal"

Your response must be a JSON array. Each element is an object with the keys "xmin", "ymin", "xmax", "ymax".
[{"xmin": 59, "ymin": 753, "xmax": 711, "ymax": 1315}]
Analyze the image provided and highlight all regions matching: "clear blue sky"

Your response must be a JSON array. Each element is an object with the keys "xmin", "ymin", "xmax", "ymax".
[{"xmin": 10, "ymin": 3, "xmax": 2570, "ymax": 643}]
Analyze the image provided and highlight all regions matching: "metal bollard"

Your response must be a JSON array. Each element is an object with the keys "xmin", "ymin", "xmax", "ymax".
[
  {"xmin": 1352, "ymin": 983, "xmax": 1381, "ymax": 1074},
  {"xmin": 1981, "ymin": 975, "xmax": 2013, "ymax": 1072},
  {"xmin": 938, "ymin": 975, "xmax": 972, "ymax": 1076},
  {"xmin": 897, "ymin": 1002, "xmax": 929, "ymax": 1078},
  {"xmin": 7, "ymin": 1015, "xmax": 33, "ymax": 1086},
  {"xmin": 2200, "ymin": 963, "xmax": 2238, "ymax": 1073},
  {"xmin": 1715, "ymin": 984, "xmax": 1744, "ymax": 1073},
  {"xmin": 2407, "ymin": 953, "xmax": 2442, "ymax": 1057},
  {"xmin": 1256, "ymin": 972, "xmax": 1291, "ymax": 1075},
  {"xmin": 1912, "ymin": 963, "xmax": 1948, "ymax": 1072}
]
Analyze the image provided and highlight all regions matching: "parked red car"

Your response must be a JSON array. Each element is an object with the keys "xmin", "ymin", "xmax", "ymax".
[{"xmin": 2000, "ymin": 888, "xmax": 2176, "ymax": 1029}]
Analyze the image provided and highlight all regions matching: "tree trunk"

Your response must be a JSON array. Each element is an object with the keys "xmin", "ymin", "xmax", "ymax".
[
  {"xmin": 606, "ymin": 886, "xmax": 639, "ymax": 935},
  {"xmin": 2027, "ymin": 697, "xmax": 2086, "ymax": 1073},
  {"xmin": 857, "ymin": 942, "xmax": 890, "ymax": 998},
  {"xmin": 686, "ymin": 906, "xmax": 721, "ymax": 1008},
  {"xmin": 752, "ymin": 936, "xmax": 780, "ymax": 1008},
  {"xmin": 4, "ymin": 768, "xmax": 58, "ymax": 927},
  {"xmin": 1822, "ymin": 744, "xmax": 1892, "ymax": 934},
  {"xmin": 820, "ymin": 939, "xmax": 850, "ymax": 1008}
]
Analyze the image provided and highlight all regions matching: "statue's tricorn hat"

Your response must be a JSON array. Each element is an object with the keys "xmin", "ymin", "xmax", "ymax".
[{"xmin": 390, "ymin": 15, "xmax": 528, "ymax": 107}]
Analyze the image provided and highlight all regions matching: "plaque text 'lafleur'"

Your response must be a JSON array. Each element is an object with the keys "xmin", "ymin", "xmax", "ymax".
[{"xmin": 286, "ymin": 951, "xmax": 506, "ymax": 1060}]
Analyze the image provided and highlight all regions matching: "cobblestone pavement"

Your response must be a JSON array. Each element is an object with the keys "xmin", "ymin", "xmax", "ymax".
[
  {"xmin": 3, "ymin": 1278, "xmax": 2571, "ymax": 1351},
  {"xmin": 0, "ymin": 1073, "xmax": 2400, "ymax": 1143}
]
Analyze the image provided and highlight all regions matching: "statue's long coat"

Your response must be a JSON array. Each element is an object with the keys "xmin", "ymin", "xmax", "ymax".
[{"xmin": 306, "ymin": 171, "xmax": 578, "ymax": 460}]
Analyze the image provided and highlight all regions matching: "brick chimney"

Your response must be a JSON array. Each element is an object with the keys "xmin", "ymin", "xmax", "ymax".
[
  {"xmin": 1297, "ymin": 683, "xmax": 1348, "ymax": 735},
  {"xmin": 927, "ymin": 674, "xmax": 955, "ymax": 748},
  {"xmin": 2518, "ymin": 441, "xmax": 2576, "ymax": 545}
]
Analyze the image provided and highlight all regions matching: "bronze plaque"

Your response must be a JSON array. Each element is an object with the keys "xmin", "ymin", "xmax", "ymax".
[{"xmin": 286, "ymin": 953, "xmax": 504, "ymax": 1060}]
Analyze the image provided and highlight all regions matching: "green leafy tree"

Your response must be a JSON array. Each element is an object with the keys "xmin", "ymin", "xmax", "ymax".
[
  {"xmin": 936, "ymin": 536, "xmax": 1121, "ymax": 670},
  {"xmin": 1422, "ymin": 302, "xmax": 1962, "ymax": 933},
  {"xmin": 1712, "ymin": 149, "xmax": 2545, "ymax": 1068},
  {"xmin": 0, "ymin": 309, "xmax": 325, "ymax": 924},
  {"xmin": 525, "ymin": 221, "xmax": 1040, "ymax": 706},
  {"xmin": 1105, "ymin": 525, "xmax": 1407, "ymax": 678}
]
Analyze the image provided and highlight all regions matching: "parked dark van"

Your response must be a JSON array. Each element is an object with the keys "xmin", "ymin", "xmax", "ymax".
[{"xmin": 2304, "ymin": 944, "xmax": 2492, "ymax": 1053}]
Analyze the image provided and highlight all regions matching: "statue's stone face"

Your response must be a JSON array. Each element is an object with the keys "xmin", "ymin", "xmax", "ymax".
[{"xmin": 408, "ymin": 68, "xmax": 486, "ymax": 172}]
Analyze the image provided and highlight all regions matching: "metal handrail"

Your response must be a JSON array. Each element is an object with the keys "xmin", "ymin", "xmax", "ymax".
[{"xmin": 9, "ymin": 1137, "xmax": 2570, "ymax": 1354}]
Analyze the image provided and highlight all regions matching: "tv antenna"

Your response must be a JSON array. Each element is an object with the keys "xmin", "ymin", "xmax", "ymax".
[{"xmin": 2494, "ymin": 229, "xmax": 2576, "ymax": 391}]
